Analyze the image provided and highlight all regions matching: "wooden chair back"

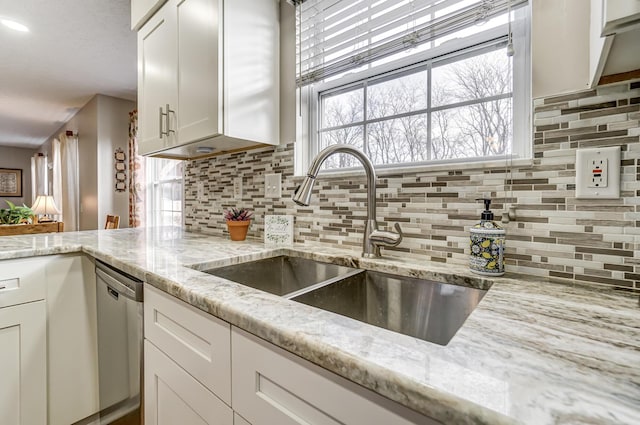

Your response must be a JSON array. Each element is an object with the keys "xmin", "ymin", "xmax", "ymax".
[{"xmin": 105, "ymin": 215, "xmax": 120, "ymax": 230}]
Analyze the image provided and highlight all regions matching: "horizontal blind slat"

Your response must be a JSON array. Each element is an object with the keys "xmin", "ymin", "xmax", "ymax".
[
  {"xmin": 299, "ymin": 0, "xmax": 448, "ymax": 41},
  {"xmin": 296, "ymin": 0, "xmax": 527, "ymax": 86},
  {"xmin": 299, "ymin": 0, "xmax": 461, "ymax": 54},
  {"xmin": 298, "ymin": 0, "xmax": 476, "ymax": 70}
]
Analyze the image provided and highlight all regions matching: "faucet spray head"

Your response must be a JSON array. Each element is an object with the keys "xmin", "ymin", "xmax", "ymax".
[{"xmin": 292, "ymin": 175, "xmax": 316, "ymax": 206}]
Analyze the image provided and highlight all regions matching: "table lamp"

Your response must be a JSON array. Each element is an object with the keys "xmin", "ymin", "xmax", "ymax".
[{"xmin": 31, "ymin": 195, "xmax": 61, "ymax": 223}]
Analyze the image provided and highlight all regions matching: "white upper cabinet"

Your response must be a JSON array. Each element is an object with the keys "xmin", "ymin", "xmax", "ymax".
[
  {"xmin": 589, "ymin": 0, "xmax": 640, "ymax": 86},
  {"xmin": 131, "ymin": 0, "xmax": 168, "ymax": 31},
  {"xmin": 138, "ymin": 0, "xmax": 179, "ymax": 154},
  {"xmin": 136, "ymin": 0, "xmax": 279, "ymax": 160},
  {"xmin": 600, "ymin": 0, "xmax": 640, "ymax": 35}
]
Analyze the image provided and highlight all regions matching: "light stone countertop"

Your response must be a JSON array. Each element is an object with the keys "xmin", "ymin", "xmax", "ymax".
[{"xmin": 0, "ymin": 227, "xmax": 638, "ymax": 425}]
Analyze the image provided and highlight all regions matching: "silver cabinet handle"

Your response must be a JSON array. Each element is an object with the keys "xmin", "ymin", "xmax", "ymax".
[
  {"xmin": 159, "ymin": 106, "xmax": 167, "ymax": 138},
  {"xmin": 159, "ymin": 104, "xmax": 175, "ymax": 139},
  {"xmin": 165, "ymin": 104, "xmax": 175, "ymax": 135}
]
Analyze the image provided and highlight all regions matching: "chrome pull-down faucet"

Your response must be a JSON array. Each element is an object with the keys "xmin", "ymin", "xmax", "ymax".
[{"xmin": 292, "ymin": 144, "xmax": 403, "ymax": 258}]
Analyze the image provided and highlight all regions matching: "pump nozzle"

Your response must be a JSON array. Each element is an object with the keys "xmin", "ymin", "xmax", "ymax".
[{"xmin": 475, "ymin": 198, "xmax": 494, "ymax": 221}]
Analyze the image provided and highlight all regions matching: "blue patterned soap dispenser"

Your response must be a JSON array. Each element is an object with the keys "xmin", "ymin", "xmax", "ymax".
[{"xmin": 469, "ymin": 198, "xmax": 505, "ymax": 276}]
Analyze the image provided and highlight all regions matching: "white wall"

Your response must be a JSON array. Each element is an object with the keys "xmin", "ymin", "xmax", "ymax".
[
  {"xmin": 0, "ymin": 146, "xmax": 36, "ymax": 207},
  {"xmin": 96, "ymin": 95, "xmax": 134, "ymax": 227},
  {"xmin": 75, "ymin": 97, "xmax": 100, "ymax": 230},
  {"xmin": 43, "ymin": 94, "xmax": 135, "ymax": 230}
]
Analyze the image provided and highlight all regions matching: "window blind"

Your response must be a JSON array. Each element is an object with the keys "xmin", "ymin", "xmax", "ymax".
[{"xmin": 295, "ymin": 0, "xmax": 527, "ymax": 87}]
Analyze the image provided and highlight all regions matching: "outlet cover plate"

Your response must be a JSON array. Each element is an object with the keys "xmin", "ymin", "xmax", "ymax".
[
  {"xmin": 575, "ymin": 146, "xmax": 620, "ymax": 199},
  {"xmin": 265, "ymin": 173, "xmax": 281, "ymax": 198},
  {"xmin": 233, "ymin": 177, "xmax": 243, "ymax": 199}
]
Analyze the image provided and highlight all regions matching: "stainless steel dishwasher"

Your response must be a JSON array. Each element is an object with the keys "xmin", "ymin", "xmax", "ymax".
[{"xmin": 95, "ymin": 260, "xmax": 143, "ymax": 424}]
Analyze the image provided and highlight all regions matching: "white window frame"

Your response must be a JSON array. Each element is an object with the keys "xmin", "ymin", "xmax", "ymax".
[
  {"xmin": 145, "ymin": 158, "xmax": 184, "ymax": 228},
  {"xmin": 295, "ymin": 6, "xmax": 531, "ymax": 176}
]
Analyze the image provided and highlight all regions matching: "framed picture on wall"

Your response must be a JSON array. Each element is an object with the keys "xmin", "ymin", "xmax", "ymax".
[{"xmin": 0, "ymin": 168, "xmax": 22, "ymax": 197}]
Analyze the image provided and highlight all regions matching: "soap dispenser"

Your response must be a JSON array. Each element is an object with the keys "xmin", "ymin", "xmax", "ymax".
[{"xmin": 469, "ymin": 198, "xmax": 505, "ymax": 276}]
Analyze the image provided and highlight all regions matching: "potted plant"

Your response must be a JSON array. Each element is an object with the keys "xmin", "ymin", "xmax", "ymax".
[
  {"xmin": 224, "ymin": 208, "xmax": 253, "ymax": 241},
  {"xmin": 0, "ymin": 201, "xmax": 34, "ymax": 225}
]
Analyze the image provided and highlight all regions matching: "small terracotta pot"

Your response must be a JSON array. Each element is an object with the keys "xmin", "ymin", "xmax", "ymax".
[{"xmin": 227, "ymin": 220, "xmax": 250, "ymax": 241}]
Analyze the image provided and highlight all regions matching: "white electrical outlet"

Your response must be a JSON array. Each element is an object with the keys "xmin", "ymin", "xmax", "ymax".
[
  {"xmin": 587, "ymin": 157, "xmax": 608, "ymax": 188},
  {"xmin": 265, "ymin": 173, "xmax": 281, "ymax": 198},
  {"xmin": 575, "ymin": 146, "xmax": 620, "ymax": 199},
  {"xmin": 196, "ymin": 182, "xmax": 204, "ymax": 198},
  {"xmin": 234, "ymin": 177, "xmax": 243, "ymax": 199}
]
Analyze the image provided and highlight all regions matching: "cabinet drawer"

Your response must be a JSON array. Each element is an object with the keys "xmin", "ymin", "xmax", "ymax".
[
  {"xmin": 232, "ymin": 327, "xmax": 438, "ymax": 425},
  {"xmin": 144, "ymin": 285, "xmax": 231, "ymax": 404},
  {"xmin": 0, "ymin": 257, "xmax": 47, "ymax": 308},
  {"xmin": 145, "ymin": 341, "xmax": 233, "ymax": 425}
]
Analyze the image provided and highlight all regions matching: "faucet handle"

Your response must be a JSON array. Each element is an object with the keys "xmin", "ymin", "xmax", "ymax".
[{"xmin": 370, "ymin": 222, "xmax": 403, "ymax": 247}]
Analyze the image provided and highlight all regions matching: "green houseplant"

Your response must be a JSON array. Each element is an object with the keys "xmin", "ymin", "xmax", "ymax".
[
  {"xmin": 0, "ymin": 201, "xmax": 34, "ymax": 225},
  {"xmin": 223, "ymin": 208, "xmax": 253, "ymax": 241}
]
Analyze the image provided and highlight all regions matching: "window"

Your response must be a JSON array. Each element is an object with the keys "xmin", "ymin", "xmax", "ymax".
[
  {"xmin": 295, "ymin": 0, "xmax": 530, "ymax": 172},
  {"xmin": 145, "ymin": 158, "xmax": 183, "ymax": 227}
]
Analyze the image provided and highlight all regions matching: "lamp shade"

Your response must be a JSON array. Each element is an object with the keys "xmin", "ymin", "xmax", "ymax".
[{"xmin": 31, "ymin": 195, "xmax": 61, "ymax": 216}]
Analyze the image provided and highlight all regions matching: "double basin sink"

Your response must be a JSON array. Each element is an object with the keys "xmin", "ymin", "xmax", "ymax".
[{"xmin": 200, "ymin": 255, "xmax": 486, "ymax": 346}]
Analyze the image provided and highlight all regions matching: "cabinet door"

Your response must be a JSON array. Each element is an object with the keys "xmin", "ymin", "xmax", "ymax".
[
  {"xmin": 232, "ymin": 327, "xmax": 437, "ymax": 425},
  {"xmin": 131, "ymin": 0, "xmax": 168, "ymax": 30},
  {"xmin": 224, "ymin": 0, "xmax": 279, "ymax": 145},
  {"xmin": 138, "ymin": 0, "xmax": 178, "ymax": 155},
  {"xmin": 144, "ymin": 285, "xmax": 231, "ymax": 404},
  {"xmin": 46, "ymin": 255, "xmax": 99, "ymax": 425},
  {"xmin": 602, "ymin": 0, "xmax": 640, "ymax": 35},
  {"xmin": 234, "ymin": 413, "xmax": 252, "ymax": 425},
  {"xmin": 176, "ymin": 0, "xmax": 222, "ymax": 144},
  {"xmin": 145, "ymin": 341, "xmax": 233, "ymax": 425},
  {"xmin": 0, "ymin": 301, "xmax": 47, "ymax": 425}
]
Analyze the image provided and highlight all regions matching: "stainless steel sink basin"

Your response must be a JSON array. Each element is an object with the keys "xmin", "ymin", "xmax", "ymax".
[
  {"xmin": 201, "ymin": 255, "xmax": 486, "ymax": 345},
  {"xmin": 202, "ymin": 255, "xmax": 359, "ymax": 297},
  {"xmin": 291, "ymin": 270, "xmax": 486, "ymax": 345}
]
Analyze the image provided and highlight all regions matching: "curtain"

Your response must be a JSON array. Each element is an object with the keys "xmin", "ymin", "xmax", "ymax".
[
  {"xmin": 58, "ymin": 133, "xmax": 80, "ymax": 231},
  {"xmin": 31, "ymin": 153, "xmax": 48, "ymax": 202},
  {"xmin": 295, "ymin": 0, "xmax": 527, "ymax": 86},
  {"xmin": 128, "ymin": 109, "xmax": 145, "ymax": 227},
  {"xmin": 52, "ymin": 139, "xmax": 63, "ymax": 222}
]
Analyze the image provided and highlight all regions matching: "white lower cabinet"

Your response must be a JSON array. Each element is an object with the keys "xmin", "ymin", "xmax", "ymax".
[
  {"xmin": 232, "ymin": 327, "xmax": 437, "ymax": 425},
  {"xmin": 0, "ymin": 254, "xmax": 99, "ymax": 425},
  {"xmin": 143, "ymin": 286, "xmax": 437, "ymax": 425},
  {"xmin": 145, "ymin": 341, "xmax": 233, "ymax": 425},
  {"xmin": 46, "ymin": 255, "xmax": 99, "ymax": 425},
  {"xmin": 144, "ymin": 285, "xmax": 233, "ymax": 425},
  {"xmin": 0, "ymin": 257, "xmax": 49, "ymax": 425},
  {"xmin": 0, "ymin": 301, "xmax": 47, "ymax": 425},
  {"xmin": 144, "ymin": 285, "xmax": 231, "ymax": 403}
]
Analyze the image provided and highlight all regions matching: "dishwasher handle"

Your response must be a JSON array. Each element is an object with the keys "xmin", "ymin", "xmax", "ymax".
[{"xmin": 96, "ymin": 265, "xmax": 143, "ymax": 302}]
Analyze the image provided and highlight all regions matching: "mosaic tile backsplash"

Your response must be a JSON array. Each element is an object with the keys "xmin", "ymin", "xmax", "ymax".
[{"xmin": 184, "ymin": 79, "xmax": 640, "ymax": 291}]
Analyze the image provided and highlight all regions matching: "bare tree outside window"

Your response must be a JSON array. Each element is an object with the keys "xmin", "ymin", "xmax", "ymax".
[{"xmin": 316, "ymin": 46, "xmax": 513, "ymax": 169}]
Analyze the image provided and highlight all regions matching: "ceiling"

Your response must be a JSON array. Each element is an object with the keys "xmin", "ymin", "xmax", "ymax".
[{"xmin": 0, "ymin": 0, "xmax": 137, "ymax": 149}]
